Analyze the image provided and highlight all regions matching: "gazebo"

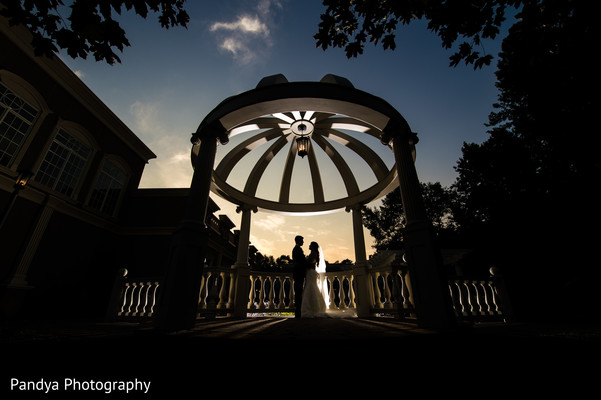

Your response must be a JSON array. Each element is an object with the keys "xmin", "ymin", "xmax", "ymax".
[{"xmin": 153, "ymin": 74, "xmax": 455, "ymax": 331}]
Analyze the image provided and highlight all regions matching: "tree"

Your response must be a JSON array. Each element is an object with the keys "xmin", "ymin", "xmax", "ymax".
[
  {"xmin": 314, "ymin": 0, "xmax": 522, "ymax": 68},
  {"xmin": 363, "ymin": 182, "xmax": 458, "ymax": 251},
  {"xmin": 0, "ymin": 0, "xmax": 189, "ymax": 64},
  {"xmin": 451, "ymin": 0, "xmax": 598, "ymax": 319}
]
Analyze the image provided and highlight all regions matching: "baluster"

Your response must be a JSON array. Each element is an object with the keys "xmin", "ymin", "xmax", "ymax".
[
  {"xmin": 389, "ymin": 272, "xmax": 400, "ymax": 307},
  {"xmin": 119, "ymin": 283, "xmax": 131, "ymax": 316},
  {"xmin": 246, "ymin": 275, "xmax": 254, "ymax": 311},
  {"xmin": 448, "ymin": 281, "xmax": 461, "ymax": 316},
  {"xmin": 198, "ymin": 273, "xmax": 208, "ymax": 311},
  {"xmin": 383, "ymin": 272, "xmax": 393, "ymax": 309},
  {"xmin": 138, "ymin": 282, "xmax": 149, "ymax": 315},
  {"xmin": 349, "ymin": 275, "xmax": 357, "ymax": 309},
  {"xmin": 463, "ymin": 281, "xmax": 475, "ymax": 316},
  {"xmin": 270, "ymin": 276, "xmax": 277, "ymax": 310},
  {"xmin": 476, "ymin": 280, "xmax": 490, "ymax": 315},
  {"xmin": 338, "ymin": 276, "xmax": 347, "ymax": 310},
  {"xmin": 266, "ymin": 276, "xmax": 274, "ymax": 310},
  {"xmin": 399, "ymin": 270, "xmax": 413, "ymax": 311},
  {"xmin": 454, "ymin": 281, "xmax": 468, "ymax": 316},
  {"xmin": 284, "ymin": 276, "xmax": 291, "ymax": 309},
  {"xmin": 257, "ymin": 276, "xmax": 265, "ymax": 310},
  {"xmin": 127, "ymin": 283, "xmax": 139, "ymax": 316},
  {"xmin": 373, "ymin": 272, "xmax": 384, "ymax": 309},
  {"xmin": 148, "ymin": 282, "xmax": 159, "ymax": 316},
  {"xmin": 248, "ymin": 275, "xmax": 256, "ymax": 311},
  {"xmin": 470, "ymin": 281, "xmax": 482, "ymax": 315},
  {"xmin": 328, "ymin": 277, "xmax": 335, "ymax": 310},
  {"xmin": 275, "ymin": 277, "xmax": 283, "ymax": 310},
  {"xmin": 488, "ymin": 281, "xmax": 502, "ymax": 315},
  {"xmin": 334, "ymin": 276, "xmax": 342, "ymax": 309},
  {"xmin": 217, "ymin": 272, "xmax": 226, "ymax": 309},
  {"xmin": 227, "ymin": 271, "xmax": 236, "ymax": 309},
  {"xmin": 205, "ymin": 273, "xmax": 215, "ymax": 310}
]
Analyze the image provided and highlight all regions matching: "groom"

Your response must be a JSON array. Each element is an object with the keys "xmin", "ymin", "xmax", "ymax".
[{"xmin": 292, "ymin": 235, "xmax": 308, "ymax": 318}]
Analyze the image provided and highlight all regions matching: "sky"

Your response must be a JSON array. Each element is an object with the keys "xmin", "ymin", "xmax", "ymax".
[{"xmin": 57, "ymin": 0, "xmax": 509, "ymax": 263}]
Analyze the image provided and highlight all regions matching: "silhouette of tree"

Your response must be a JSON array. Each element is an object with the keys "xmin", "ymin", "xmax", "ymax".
[
  {"xmin": 363, "ymin": 182, "xmax": 459, "ymax": 251},
  {"xmin": 315, "ymin": 0, "xmax": 521, "ymax": 68},
  {"xmin": 0, "ymin": 0, "xmax": 189, "ymax": 64},
  {"xmin": 452, "ymin": 0, "xmax": 597, "ymax": 320}
]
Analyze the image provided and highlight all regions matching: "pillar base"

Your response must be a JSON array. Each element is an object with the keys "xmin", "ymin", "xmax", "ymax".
[
  {"xmin": 153, "ymin": 220, "xmax": 209, "ymax": 332},
  {"xmin": 352, "ymin": 261, "xmax": 372, "ymax": 318},
  {"xmin": 231, "ymin": 262, "xmax": 250, "ymax": 318},
  {"xmin": 403, "ymin": 221, "xmax": 456, "ymax": 330}
]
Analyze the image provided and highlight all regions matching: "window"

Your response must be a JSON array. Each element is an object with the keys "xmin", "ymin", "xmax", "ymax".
[
  {"xmin": 0, "ymin": 82, "xmax": 39, "ymax": 167},
  {"xmin": 35, "ymin": 128, "xmax": 91, "ymax": 196},
  {"xmin": 88, "ymin": 159, "xmax": 128, "ymax": 216}
]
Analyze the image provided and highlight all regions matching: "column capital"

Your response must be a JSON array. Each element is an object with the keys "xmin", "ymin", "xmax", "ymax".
[
  {"xmin": 345, "ymin": 204, "xmax": 365, "ymax": 213},
  {"xmin": 236, "ymin": 204, "xmax": 258, "ymax": 213},
  {"xmin": 191, "ymin": 118, "xmax": 229, "ymax": 145},
  {"xmin": 381, "ymin": 118, "xmax": 418, "ymax": 146}
]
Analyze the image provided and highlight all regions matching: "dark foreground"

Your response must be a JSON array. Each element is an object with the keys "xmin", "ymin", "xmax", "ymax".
[{"xmin": 3, "ymin": 316, "xmax": 600, "ymax": 398}]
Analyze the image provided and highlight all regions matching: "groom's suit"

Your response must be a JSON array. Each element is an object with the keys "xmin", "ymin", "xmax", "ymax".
[{"xmin": 292, "ymin": 244, "xmax": 307, "ymax": 318}]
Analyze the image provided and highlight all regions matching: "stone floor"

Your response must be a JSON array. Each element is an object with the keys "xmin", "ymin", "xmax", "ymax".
[{"xmin": 3, "ymin": 316, "xmax": 600, "ymax": 397}]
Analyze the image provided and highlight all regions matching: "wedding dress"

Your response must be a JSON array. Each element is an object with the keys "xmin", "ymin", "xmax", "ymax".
[{"xmin": 300, "ymin": 247, "xmax": 328, "ymax": 318}]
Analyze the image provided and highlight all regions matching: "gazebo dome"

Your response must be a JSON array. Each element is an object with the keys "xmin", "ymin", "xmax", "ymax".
[{"xmin": 192, "ymin": 74, "xmax": 417, "ymax": 214}]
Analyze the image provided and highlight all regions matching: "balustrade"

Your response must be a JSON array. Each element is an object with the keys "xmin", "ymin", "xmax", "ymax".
[
  {"xmin": 107, "ymin": 260, "xmax": 510, "ymax": 323},
  {"xmin": 448, "ymin": 278, "xmax": 508, "ymax": 321},
  {"xmin": 246, "ymin": 270, "xmax": 357, "ymax": 314},
  {"xmin": 370, "ymin": 263, "xmax": 415, "ymax": 319},
  {"xmin": 110, "ymin": 272, "xmax": 160, "ymax": 320}
]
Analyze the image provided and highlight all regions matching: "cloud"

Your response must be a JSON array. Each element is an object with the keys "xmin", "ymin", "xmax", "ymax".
[
  {"xmin": 129, "ymin": 101, "xmax": 162, "ymax": 136},
  {"xmin": 74, "ymin": 70, "xmax": 86, "ymax": 78},
  {"xmin": 209, "ymin": 1, "xmax": 281, "ymax": 64},
  {"xmin": 253, "ymin": 214, "xmax": 286, "ymax": 231},
  {"xmin": 128, "ymin": 100, "xmax": 194, "ymax": 188},
  {"xmin": 210, "ymin": 15, "xmax": 269, "ymax": 36}
]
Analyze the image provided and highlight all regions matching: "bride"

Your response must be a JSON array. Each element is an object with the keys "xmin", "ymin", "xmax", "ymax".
[{"xmin": 300, "ymin": 241, "xmax": 330, "ymax": 318}]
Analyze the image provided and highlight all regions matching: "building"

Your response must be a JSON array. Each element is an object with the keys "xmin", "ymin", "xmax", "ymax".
[{"xmin": 0, "ymin": 16, "xmax": 237, "ymax": 319}]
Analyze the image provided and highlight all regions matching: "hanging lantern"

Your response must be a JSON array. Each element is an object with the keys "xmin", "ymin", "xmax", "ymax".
[
  {"xmin": 296, "ymin": 136, "xmax": 310, "ymax": 158},
  {"xmin": 292, "ymin": 120, "xmax": 313, "ymax": 158}
]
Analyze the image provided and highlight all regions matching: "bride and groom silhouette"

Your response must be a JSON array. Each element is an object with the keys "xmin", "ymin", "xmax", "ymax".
[{"xmin": 292, "ymin": 235, "xmax": 330, "ymax": 318}]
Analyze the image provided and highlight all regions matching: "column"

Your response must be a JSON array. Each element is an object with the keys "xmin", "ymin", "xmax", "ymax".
[
  {"xmin": 154, "ymin": 123, "xmax": 222, "ymax": 332},
  {"xmin": 348, "ymin": 205, "xmax": 372, "ymax": 317},
  {"xmin": 0, "ymin": 202, "xmax": 52, "ymax": 318},
  {"xmin": 231, "ymin": 205, "xmax": 255, "ymax": 318},
  {"xmin": 385, "ymin": 120, "xmax": 455, "ymax": 330},
  {"xmin": 8, "ymin": 204, "xmax": 53, "ymax": 286}
]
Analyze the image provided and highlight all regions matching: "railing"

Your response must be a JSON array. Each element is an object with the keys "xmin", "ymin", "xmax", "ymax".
[
  {"xmin": 448, "ymin": 275, "xmax": 511, "ymax": 322},
  {"xmin": 370, "ymin": 262, "xmax": 415, "ymax": 319},
  {"xmin": 107, "ymin": 258, "xmax": 511, "ymax": 323},
  {"xmin": 105, "ymin": 268, "xmax": 160, "ymax": 321},
  {"xmin": 197, "ymin": 266, "xmax": 236, "ymax": 317},
  {"xmin": 247, "ymin": 270, "xmax": 356, "ymax": 314}
]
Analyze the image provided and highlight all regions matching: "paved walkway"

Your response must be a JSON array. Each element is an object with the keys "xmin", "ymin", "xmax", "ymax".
[
  {"xmin": 3, "ymin": 316, "xmax": 601, "ymax": 397},
  {"xmin": 3, "ymin": 315, "xmax": 601, "ymax": 343}
]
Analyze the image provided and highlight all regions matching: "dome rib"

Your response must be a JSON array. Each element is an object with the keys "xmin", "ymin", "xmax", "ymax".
[
  {"xmin": 322, "ymin": 128, "xmax": 389, "ymax": 181},
  {"xmin": 215, "ymin": 128, "xmax": 282, "ymax": 180},
  {"xmin": 243, "ymin": 134, "xmax": 291, "ymax": 196},
  {"xmin": 306, "ymin": 140, "xmax": 325, "ymax": 203},
  {"xmin": 311, "ymin": 134, "xmax": 359, "ymax": 197}
]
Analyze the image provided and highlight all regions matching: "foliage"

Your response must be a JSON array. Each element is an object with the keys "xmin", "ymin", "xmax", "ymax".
[
  {"xmin": 314, "ymin": 0, "xmax": 525, "ymax": 68},
  {"xmin": 453, "ymin": 0, "xmax": 596, "ymax": 244},
  {"xmin": 451, "ymin": 0, "xmax": 598, "ymax": 318},
  {"xmin": 363, "ymin": 182, "xmax": 458, "ymax": 251},
  {"xmin": 0, "ymin": 0, "xmax": 189, "ymax": 64}
]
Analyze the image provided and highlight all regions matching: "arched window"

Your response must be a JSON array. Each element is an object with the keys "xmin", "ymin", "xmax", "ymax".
[
  {"xmin": 34, "ymin": 125, "xmax": 93, "ymax": 197},
  {"xmin": 88, "ymin": 158, "xmax": 129, "ymax": 216},
  {"xmin": 0, "ymin": 81, "xmax": 40, "ymax": 167}
]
